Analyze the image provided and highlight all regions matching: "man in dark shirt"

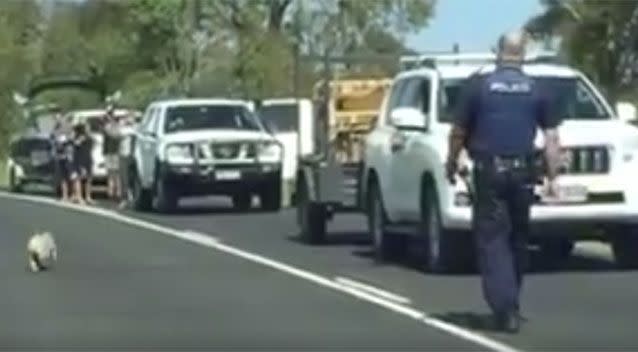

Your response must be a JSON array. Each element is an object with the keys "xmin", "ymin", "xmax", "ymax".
[
  {"xmin": 51, "ymin": 116, "xmax": 73, "ymax": 202},
  {"xmin": 72, "ymin": 122, "xmax": 94, "ymax": 205},
  {"xmin": 445, "ymin": 30, "xmax": 562, "ymax": 333}
]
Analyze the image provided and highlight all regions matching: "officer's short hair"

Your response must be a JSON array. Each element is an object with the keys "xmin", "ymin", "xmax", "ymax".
[{"xmin": 497, "ymin": 30, "xmax": 528, "ymax": 62}]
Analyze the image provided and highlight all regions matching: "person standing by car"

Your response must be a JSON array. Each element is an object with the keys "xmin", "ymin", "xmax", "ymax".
[
  {"xmin": 51, "ymin": 115, "xmax": 73, "ymax": 202},
  {"xmin": 103, "ymin": 106, "xmax": 121, "ymax": 201},
  {"xmin": 117, "ymin": 113, "xmax": 137, "ymax": 209},
  {"xmin": 71, "ymin": 122, "xmax": 95, "ymax": 205},
  {"xmin": 445, "ymin": 30, "xmax": 562, "ymax": 333}
]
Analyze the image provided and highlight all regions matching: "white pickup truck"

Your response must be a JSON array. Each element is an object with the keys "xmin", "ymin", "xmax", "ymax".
[
  {"xmin": 129, "ymin": 99, "xmax": 284, "ymax": 213},
  {"xmin": 66, "ymin": 108, "xmax": 138, "ymax": 191},
  {"xmin": 258, "ymin": 98, "xmax": 315, "ymax": 206},
  {"xmin": 363, "ymin": 52, "xmax": 638, "ymax": 272}
]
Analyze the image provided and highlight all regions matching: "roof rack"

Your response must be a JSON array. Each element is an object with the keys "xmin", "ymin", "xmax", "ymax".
[{"xmin": 399, "ymin": 50, "xmax": 561, "ymax": 70}]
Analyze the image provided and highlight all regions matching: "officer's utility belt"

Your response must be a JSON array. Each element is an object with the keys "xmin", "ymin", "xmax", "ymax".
[{"xmin": 473, "ymin": 154, "xmax": 535, "ymax": 171}]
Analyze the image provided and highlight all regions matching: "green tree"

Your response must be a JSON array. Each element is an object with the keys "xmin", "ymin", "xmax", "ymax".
[
  {"xmin": 0, "ymin": 0, "xmax": 42, "ymax": 153},
  {"xmin": 526, "ymin": 1, "xmax": 638, "ymax": 100}
]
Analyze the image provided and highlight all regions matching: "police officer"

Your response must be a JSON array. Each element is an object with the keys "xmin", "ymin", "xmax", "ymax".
[{"xmin": 445, "ymin": 30, "xmax": 562, "ymax": 333}]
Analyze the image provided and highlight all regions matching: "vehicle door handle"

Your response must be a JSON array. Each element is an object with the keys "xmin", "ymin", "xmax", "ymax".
[{"xmin": 390, "ymin": 134, "xmax": 406, "ymax": 153}]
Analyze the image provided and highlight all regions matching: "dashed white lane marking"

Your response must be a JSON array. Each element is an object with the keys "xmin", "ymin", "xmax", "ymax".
[
  {"xmin": 335, "ymin": 276, "xmax": 412, "ymax": 305},
  {"xmin": 0, "ymin": 191, "xmax": 522, "ymax": 352}
]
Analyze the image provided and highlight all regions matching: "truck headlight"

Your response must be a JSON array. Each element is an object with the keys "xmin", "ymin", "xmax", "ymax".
[
  {"xmin": 165, "ymin": 143, "xmax": 194, "ymax": 164},
  {"xmin": 257, "ymin": 141, "xmax": 282, "ymax": 162}
]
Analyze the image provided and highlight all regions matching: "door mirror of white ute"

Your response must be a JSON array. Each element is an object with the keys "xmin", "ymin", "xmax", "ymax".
[
  {"xmin": 390, "ymin": 107, "xmax": 427, "ymax": 130},
  {"xmin": 616, "ymin": 101, "xmax": 637, "ymax": 123}
]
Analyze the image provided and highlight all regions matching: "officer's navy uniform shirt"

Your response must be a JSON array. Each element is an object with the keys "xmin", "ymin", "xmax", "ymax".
[{"xmin": 455, "ymin": 65, "xmax": 559, "ymax": 158}]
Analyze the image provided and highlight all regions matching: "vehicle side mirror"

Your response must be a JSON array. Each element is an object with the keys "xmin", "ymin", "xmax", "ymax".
[
  {"xmin": 389, "ymin": 107, "xmax": 427, "ymax": 130},
  {"xmin": 616, "ymin": 101, "xmax": 636, "ymax": 123}
]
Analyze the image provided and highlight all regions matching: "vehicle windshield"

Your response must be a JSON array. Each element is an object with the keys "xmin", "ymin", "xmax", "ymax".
[
  {"xmin": 164, "ymin": 105, "xmax": 263, "ymax": 133},
  {"xmin": 11, "ymin": 138, "xmax": 50, "ymax": 157},
  {"xmin": 258, "ymin": 104, "xmax": 299, "ymax": 132},
  {"xmin": 439, "ymin": 76, "xmax": 611, "ymax": 123}
]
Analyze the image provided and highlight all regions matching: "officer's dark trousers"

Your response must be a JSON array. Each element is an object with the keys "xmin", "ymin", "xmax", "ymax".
[{"xmin": 472, "ymin": 158, "xmax": 533, "ymax": 315}]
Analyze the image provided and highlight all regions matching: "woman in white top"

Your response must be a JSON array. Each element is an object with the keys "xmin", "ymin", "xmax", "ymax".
[{"xmin": 117, "ymin": 115, "xmax": 138, "ymax": 208}]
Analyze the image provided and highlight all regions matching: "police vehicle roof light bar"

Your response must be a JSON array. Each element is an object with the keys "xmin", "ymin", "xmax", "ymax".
[{"xmin": 399, "ymin": 50, "xmax": 560, "ymax": 70}]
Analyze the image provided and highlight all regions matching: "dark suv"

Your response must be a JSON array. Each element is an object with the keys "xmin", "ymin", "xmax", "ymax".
[{"xmin": 6, "ymin": 133, "xmax": 56, "ymax": 193}]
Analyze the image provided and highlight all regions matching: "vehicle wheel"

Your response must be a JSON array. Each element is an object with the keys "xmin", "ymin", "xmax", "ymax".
[
  {"xmin": 50, "ymin": 178, "xmax": 62, "ymax": 198},
  {"xmin": 538, "ymin": 238, "xmax": 574, "ymax": 269},
  {"xmin": 131, "ymin": 171, "xmax": 152, "ymax": 211},
  {"xmin": 610, "ymin": 226, "xmax": 638, "ymax": 269},
  {"xmin": 232, "ymin": 193, "xmax": 252, "ymax": 211},
  {"xmin": 420, "ymin": 184, "xmax": 474, "ymax": 273},
  {"xmin": 296, "ymin": 179, "xmax": 326, "ymax": 244},
  {"xmin": 153, "ymin": 177, "xmax": 178, "ymax": 213},
  {"xmin": 9, "ymin": 168, "xmax": 23, "ymax": 193},
  {"xmin": 367, "ymin": 181, "xmax": 395, "ymax": 262},
  {"xmin": 260, "ymin": 182, "xmax": 281, "ymax": 212}
]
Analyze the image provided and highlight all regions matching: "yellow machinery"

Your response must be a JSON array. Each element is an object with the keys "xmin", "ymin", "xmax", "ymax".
[{"xmin": 313, "ymin": 78, "xmax": 392, "ymax": 163}]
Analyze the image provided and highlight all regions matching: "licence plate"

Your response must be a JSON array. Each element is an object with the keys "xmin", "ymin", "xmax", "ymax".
[
  {"xmin": 30, "ymin": 151, "xmax": 49, "ymax": 165},
  {"xmin": 215, "ymin": 170, "xmax": 241, "ymax": 180},
  {"xmin": 541, "ymin": 184, "xmax": 588, "ymax": 204}
]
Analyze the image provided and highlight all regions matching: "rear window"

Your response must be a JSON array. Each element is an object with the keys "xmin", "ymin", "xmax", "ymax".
[
  {"xmin": 258, "ymin": 104, "xmax": 299, "ymax": 132},
  {"xmin": 11, "ymin": 139, "xmax": 50, "ymax": 157}
]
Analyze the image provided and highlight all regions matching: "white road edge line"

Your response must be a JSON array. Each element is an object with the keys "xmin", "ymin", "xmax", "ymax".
[
  {"xmin": 0, "ymin": 191, "xmax": 522, "ymax": 352},
  {"xmin": 334, "ymin": 276, "xmax": 412, "ymax": 305}
]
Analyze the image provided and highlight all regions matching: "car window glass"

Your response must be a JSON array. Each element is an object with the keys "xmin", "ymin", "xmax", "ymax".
[
  {"xmin": 383, "ymin": 79, "xmax": 407, "ymax": 126},
  {"xmin": 397, "ymin": 78, "xmax": 421, "ymax": 108},
  {"xmin": 150, "ymin": 108, "xmax": 162, "ymax": 134}
]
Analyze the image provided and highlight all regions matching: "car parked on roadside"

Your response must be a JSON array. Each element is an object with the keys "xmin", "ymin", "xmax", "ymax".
[
  {"xmin": 6, "ymin": 133, "xmax": 57, "ymax": 193},
  {"xmin": 64, "ymin": 108, "xmax": 140, "ymax": 192},
  {"xmin": 361, "ymin": 52, "xmax": 638, "ymax": 272},
  {"xmin": 129, "ymin": 99, "xmax": 284, "ymax": 213}
]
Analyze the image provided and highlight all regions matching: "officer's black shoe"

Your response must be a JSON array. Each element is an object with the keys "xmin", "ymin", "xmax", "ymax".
[{"xmin": 495, "ymin": 311, "xmax": 521, "ymax": 334}]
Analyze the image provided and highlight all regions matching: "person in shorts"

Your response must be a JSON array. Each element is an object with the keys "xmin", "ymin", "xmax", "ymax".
[
  {"xmin": 117, "ymin": 114, "xmax": 136, "ymax": 208},
  {"xmin": 71, "ymin": 122, "xmax": 94, "ymax": 205},
  {"xmin": 103, "ymin": 108, "xmax": 121, "ymax": 200},
  {"xmin": 51, "ymin": 118, "xmax": 73, "ymax": 202}
]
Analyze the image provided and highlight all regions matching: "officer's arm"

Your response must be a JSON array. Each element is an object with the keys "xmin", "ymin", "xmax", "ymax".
[
  {"xmin": 447, "ymin": 75, "xmax": 479, "ymax": 165},
  {"xmin": 538, "ymin": 94, "xmax": 561, "ymax": 180}
]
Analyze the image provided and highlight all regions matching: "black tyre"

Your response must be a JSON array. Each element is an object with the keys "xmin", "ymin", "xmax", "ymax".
[
  {"xmin": 153, "ymin": 177, "xmax": 178, "ymax": 213},
  {"xmin": 538, "ymin": 238, "xmax": 574, "ymax": 269},
  {"xmin": 610, "ymin": 226, "xmax": 638, "ymax": 269},
  {"xmin": 367, "ymin": 181, "xmax": 393, "ymax": 262},
  {"xmin": 420, "ymin": 183, "xmax": 474, "ymax": 273},
  {"xmin": 296, "ymin": 179, "xmax": 326, "ymax": 244},
  {"xmin": 9, "ymin": 168, "xmax": 23, "ymax": 193},
  {"xmin": 51, "ymin": 179, "xmax": 62, "ymax": 198},
  {"xmin": 131, "ymin": 171, "xmax": 152, "ymax": 211},
  {"xmin": 232, "ymin": 193, "xmax": 252, "ymax": 211},
  {"xmin": 260, "ymin": 181, "xmax": 281, "ymax": 212}
]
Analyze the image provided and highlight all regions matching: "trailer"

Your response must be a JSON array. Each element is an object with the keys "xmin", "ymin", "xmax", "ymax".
[{"xmin": 295, "ymin": 78, "xmax": 392, "ymax": 243}]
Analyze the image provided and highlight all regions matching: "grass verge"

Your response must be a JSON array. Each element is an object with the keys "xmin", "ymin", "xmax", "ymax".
[{"xmin": 0, "ymin": 160, "xmax": 6, "ymax": 188}]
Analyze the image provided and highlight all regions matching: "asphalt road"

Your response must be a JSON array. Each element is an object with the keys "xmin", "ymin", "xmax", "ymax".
[{"xmin": 2, "ymin": 191, "xmax": 638, "ymax": 351}]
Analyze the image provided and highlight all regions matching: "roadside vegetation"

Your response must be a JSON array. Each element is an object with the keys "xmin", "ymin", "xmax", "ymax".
[{"xmin": 2, "ymin": 0, "xmax": 638, "ymax": 162}]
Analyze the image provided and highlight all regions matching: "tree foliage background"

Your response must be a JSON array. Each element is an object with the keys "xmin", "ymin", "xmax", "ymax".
[
  {"xmin": 10, "ymin": 0, "xmax": 638, "ymax": 157},
  {"xmin": 526, "ymin": 0, "xmax": 638, "ymax": 101},
  {"xmin": 0, "ymin": 0, "xmax": 435, "ymax": 154}
]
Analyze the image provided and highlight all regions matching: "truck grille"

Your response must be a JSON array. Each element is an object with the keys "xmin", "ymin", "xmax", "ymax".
[
  {"xmin": 198, "ymin": 142, "xmax": 257, "ymax": 160},
  {"xmin": 561, "ymin": 146, "xmax": 610, "ymax": 174},
  {"xmin": 212, "ymin": 143, "xmax": 241, "ymax": 159}
]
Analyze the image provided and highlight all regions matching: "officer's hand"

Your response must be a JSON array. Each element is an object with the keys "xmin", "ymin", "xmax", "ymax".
[
  {"xmin": 545, "ymin": 178, "xmax": 559, "ymax": 198},
  {"xmin": 445, "ymin": 159, "xmax": 458, "ymax": 185}
]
